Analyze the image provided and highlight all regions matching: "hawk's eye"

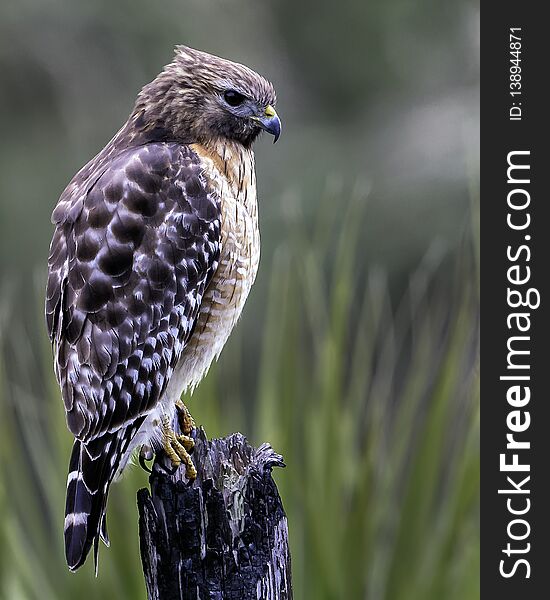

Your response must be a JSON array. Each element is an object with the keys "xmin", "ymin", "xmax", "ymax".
[{"xmin": 224, "ymin": 90, "xmax": 245, "ymax": 107}]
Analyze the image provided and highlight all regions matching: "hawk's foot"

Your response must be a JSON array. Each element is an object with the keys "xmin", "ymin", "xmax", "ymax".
[
  {"xmin": 175, "ymin": 399, "xmax": 196, "ymax": 436},
  {"xmin": 161, "ymin": 416, "xmax": 197, "ymax": 480}
]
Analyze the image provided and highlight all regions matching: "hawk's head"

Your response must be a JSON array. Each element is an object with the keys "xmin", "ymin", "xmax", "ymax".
[{"xmin": 134, "ymin": 46, "xmax": 281, "ymax": 147}]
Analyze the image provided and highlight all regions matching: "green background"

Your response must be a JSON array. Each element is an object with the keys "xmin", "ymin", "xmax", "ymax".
[{"xmin": 0, "ymin": 1, "xmax": 479, "ymax": 598}]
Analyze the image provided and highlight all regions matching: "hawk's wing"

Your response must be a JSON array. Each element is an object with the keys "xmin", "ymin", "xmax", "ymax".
[
  {"xmin": 46, "ymin": 142, "xmax": 221, "ymax": 441},
  {"xmin": 46, "ymin": 142, "xmax": 221, "ymax": 570}
]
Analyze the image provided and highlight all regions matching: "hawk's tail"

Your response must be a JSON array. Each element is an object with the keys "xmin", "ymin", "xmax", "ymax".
[
  {"xmin": 64, "ymin": 419, "xmax": 145, "ymax": 572},
  {"xmin": 64, "ymin": 432, "xmax": 122, "ymax": 572}
]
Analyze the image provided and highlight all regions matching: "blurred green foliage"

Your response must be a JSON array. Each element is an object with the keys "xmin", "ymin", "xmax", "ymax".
[
  {"xmin": 0, "ymin": 187, "xmax": 479, "ymax": 599},
  {"xmin": 0, "ymin": 0, "xmax": 479, "ymax": 598}
]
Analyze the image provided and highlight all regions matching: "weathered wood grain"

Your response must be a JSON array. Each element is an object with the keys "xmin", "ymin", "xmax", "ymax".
[{"xmin": 137, "ymin": 429, "xmax": 292, "ymax": 600}]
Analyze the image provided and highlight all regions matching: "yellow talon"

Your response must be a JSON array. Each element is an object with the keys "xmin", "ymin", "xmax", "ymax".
[
  {"xmin": 175, "ymin": 399, "xmax": 196, "ymax": 436},
  {"xmin": 177, "ymin": 433, "xmax": 195, "ymax": 452},
  {"xmin": 161, "ymin": 415, "xmax": 197, "ymax": 480}
]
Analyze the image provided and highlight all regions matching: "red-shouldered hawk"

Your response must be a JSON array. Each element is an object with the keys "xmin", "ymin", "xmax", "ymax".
[{"xmin": 45, "ymin": 46, "xmax": 281, "ymax": 572}]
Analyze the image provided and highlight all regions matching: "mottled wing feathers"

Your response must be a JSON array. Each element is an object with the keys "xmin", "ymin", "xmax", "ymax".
[
  {"xmin": 47, "ymin": 142, "xmax": 221, "ymax": 570},
  {"xmin": 47, "ymin": 142, "xmax": 221, "ymax": 442}
]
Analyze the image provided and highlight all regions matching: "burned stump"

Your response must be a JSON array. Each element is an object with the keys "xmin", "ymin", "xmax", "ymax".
[{"xmin": 137, "ymin": 429, "xmax": 292, "ymax": 600}]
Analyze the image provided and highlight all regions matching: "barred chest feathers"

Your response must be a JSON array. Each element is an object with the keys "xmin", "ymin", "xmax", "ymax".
[
  {"xmin": 119, "ymin": 141, "xmax": 259, "ymax": 472},
  {"xmin": 166, "ymin": 140, "xmax": 260, "ymax": 396}
]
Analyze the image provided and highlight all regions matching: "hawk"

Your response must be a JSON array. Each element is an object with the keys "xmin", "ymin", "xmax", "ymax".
[{"xmin": 45, "ymin": 46, "xmax": 281, "ymax": 571}]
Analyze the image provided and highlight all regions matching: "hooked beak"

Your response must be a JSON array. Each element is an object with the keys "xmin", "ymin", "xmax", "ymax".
[{"xmin": 253, "ymin": 105, "xmax": 281, "ymax": 143}]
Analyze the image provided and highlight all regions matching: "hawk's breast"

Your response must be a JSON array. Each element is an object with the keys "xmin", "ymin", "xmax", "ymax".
[{"xmin": 164, "ymin": 141, "xmax": 260, "ymax": 398}]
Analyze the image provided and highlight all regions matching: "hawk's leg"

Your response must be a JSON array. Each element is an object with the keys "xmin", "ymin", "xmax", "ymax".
[
  {"xmin": 161, "ymin": 415, "xmax": 197, "ymax": 480},
  {"xmin": 175, "ymin": 398, "xmax": 196, "ymax": 436}
]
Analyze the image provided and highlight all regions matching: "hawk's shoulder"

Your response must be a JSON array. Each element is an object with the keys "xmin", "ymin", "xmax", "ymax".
[{"xmin": 46, "ymin": 142, "xmax": 221, "ymax": 441}]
